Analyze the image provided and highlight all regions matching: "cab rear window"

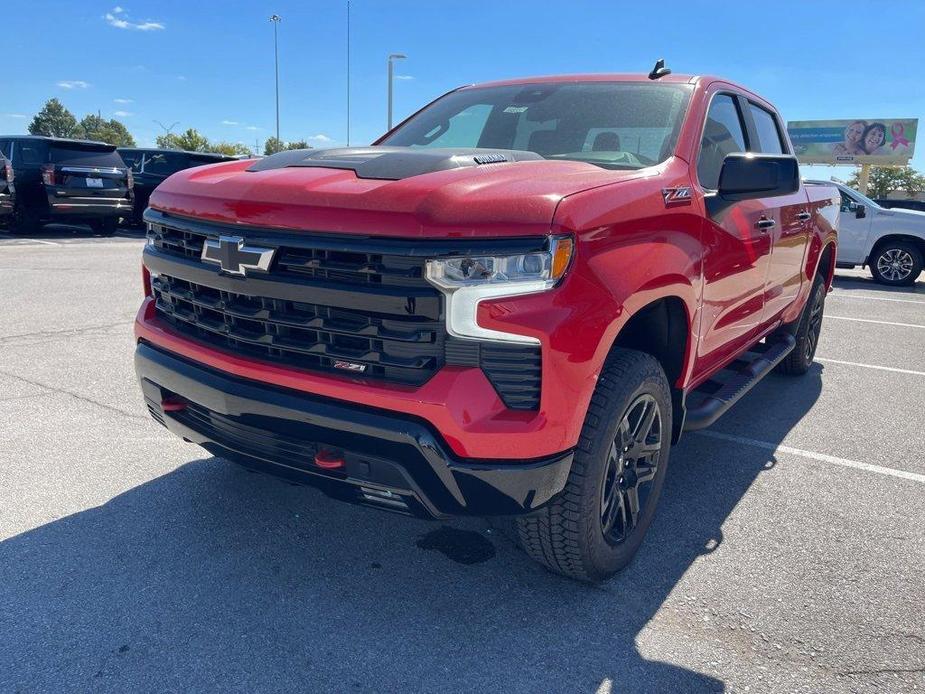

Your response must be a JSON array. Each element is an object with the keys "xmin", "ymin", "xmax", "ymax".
[{"xmin": 49, "ymin": 145, "xmax": 123, "ymax": 167}]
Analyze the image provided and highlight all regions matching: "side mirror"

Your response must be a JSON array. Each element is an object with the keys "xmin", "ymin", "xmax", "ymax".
[
  {"xmin": 855, "ymin": 205, "xmax": 867, "ymax": 219},
  {"xmin": 717, "ymin": 153, "xmax": 800, "ymax": 201}
]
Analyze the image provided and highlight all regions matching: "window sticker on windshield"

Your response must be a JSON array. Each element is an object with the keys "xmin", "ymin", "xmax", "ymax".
[{"xmin": 504, "ymin": 106, "xmax": 528, "ymax": 114}]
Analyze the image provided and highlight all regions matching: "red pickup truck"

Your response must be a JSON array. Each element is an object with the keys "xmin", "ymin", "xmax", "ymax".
[{"xmin": 135, "ymin": 70, "xmax": 838, "ymax": 582}]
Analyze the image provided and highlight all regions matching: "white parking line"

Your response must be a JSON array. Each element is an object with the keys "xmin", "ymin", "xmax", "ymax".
[
  {"xmin": 816, "ymin": 358, "xmax": 925, "ymax": 376},
  {"xmin": 694, "ymin": 430, "xmax": 925, "ymax": 484},
  {"xmin": 830, "ymin": 291, "xmax": 925, "ymax": 305},
  {"xmin": 825, "ymin": 315, "xmax": 925, "ymax": 329}
]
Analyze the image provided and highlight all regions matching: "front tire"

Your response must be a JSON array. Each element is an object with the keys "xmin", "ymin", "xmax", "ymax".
[
  {"xmin": 515, "ymin": 349, "xmax": 671, "ymax": 582},
  {"xmin": 870, "ymin": 240, "xmax": 922, "ymax": 286},
  {"xmin": 90, "ymin": 218, "xmax": 118, "ymax": 236}
]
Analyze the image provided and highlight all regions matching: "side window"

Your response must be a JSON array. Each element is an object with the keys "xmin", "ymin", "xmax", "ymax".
[
  {"xmin": 0, "ymin": 140, "xmax": 10, "ymax": 158},
  {"xmin": 748, "ymin": 103, "xmax": 785, "ymax": 154},
  {"xmin": 18, "ymin": 143, "xmax": 46, "ymax": 165},
  {"xmin": 839, "ymin": 192, "xmax": 856, "ymax": 213},
  {"xmin": 698, "ymin": 94, "xmax": 747, "ymax": 190}
]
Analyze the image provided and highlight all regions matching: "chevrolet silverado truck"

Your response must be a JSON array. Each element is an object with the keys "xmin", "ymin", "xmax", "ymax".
[{"xmin": 135, "ymin": 70, "xmax": 838, "ymax": 582}]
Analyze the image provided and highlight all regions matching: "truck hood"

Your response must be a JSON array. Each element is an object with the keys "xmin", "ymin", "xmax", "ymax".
[{"xmin": 149, "ymin": 147, "xmax": 643, "ymax": 238}]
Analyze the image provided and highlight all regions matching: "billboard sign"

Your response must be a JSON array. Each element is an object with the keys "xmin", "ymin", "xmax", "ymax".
[{"xmin": 786, "ymin": 118, "xmax": 917, "ymax": 166}]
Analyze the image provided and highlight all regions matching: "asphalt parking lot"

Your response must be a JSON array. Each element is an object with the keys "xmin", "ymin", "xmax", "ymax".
[{"xmin": 1, "ymin": 226, "xmax": 923, "ymax": 694}]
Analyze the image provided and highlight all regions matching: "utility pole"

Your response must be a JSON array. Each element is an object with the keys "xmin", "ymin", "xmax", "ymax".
[
  {"xmin": 346, "ymin": 0, "xmax": 351, "ymax": 145},
  {"xmin": 153, "ymin": 120, "xmax": 180, "ymax": 146},
  {"xmin": 270, "ymin": 14, "xmax": 282, "ymax": 152},
  {"xmin": 387, "ymin": 53, "xmax": 406, "ymax": 131}
]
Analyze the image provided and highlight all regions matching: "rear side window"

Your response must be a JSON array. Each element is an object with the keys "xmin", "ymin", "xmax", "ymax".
[
  {"xmin": 17, "ymin": 142, "xmax": 47, "ymax": 165},
  {"xmin": 119, "ymin": 150, "xmax": 144, "ymax": 172},
  {"xmin": 748, "ymin": 104, "xmax": 785, "ymax": 154},
  {"xmin": 50, "ymin": 145, "xmax": 123, "ymax": 167},
  {"xmin": 143, "ymin": 152, "xmax": 188, "ymax": 176},
  {"xmin": 698, "ymin": 94, "xmax": 747, "ymax": 190}
]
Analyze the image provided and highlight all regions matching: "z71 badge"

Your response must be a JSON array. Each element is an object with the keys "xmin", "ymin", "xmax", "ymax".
[{"xmin": 662, "ymin": 186, "xmax": 692, "ymax": 206}]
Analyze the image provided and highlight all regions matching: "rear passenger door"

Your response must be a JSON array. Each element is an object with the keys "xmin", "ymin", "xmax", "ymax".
[
  {"xmin": 695, "ymin": 91, "xmax": 774, "ymax": 377},
  {"xmin": 743, "ymin": 101, "xmax": 812, "ymax": 323}
]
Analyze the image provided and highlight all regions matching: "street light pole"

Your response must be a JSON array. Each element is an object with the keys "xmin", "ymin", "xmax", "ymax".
[
  {"xmin": 270, "ymin": 14, "xmax": 282, "ymax": 151},
  {"xmin": 387, "ymin": 53, "xmax": 406, "ymax": 131}
]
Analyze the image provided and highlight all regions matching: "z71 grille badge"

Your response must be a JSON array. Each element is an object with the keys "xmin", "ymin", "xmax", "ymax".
[{"xmin": 333, "ymin": 360, "xmax": 367, "ymax": 373}]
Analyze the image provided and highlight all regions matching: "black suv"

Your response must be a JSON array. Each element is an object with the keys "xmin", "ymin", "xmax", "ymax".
[
  {"xmin": 0, "ymin": 136, "xmax": 133, "ymax": 235},
  {"xmin": 0, "ymin": 153, "xmax": 13, "ymax": 223},
  {"xmin": 118, "ymin": 148, "xmax": 236, "ymax": 225}
]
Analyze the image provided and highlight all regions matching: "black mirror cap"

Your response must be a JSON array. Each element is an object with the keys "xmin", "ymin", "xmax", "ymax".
[
  {"xmin": 856, "ymin": 205, "xmax": 867, "ymax": 219},
  {"xmin": 717, "ymin": 153, "xmax": 800, "ymax": 202}
]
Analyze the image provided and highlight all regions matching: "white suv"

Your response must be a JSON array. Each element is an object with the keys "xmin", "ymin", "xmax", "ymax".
[{"xmin": 808, "ymin": 180, "xmax": 925, "ymax": 286}]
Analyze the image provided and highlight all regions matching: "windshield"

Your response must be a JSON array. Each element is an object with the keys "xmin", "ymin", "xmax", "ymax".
[{"xmin": 380, "ymin": 81, "xmax": 692, "ymax": 170}]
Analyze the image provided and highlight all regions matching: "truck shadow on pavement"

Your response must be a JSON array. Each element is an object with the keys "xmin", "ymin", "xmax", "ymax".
[{"xmin": 0, "ymin": 368, "xmax": 824, "ymax": 693}]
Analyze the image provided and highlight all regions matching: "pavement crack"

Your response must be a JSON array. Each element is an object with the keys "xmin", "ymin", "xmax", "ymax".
[
  {"xmin": 839, "ymin": 666, "xmax": 925, "ymax": 677},
  {"xmin": 0, "ymin": 368, "xmax": 147, "ymax": 422},
  {"xmin": 0, "ymin": 319, "xmax": 134, "ymax": 346}
]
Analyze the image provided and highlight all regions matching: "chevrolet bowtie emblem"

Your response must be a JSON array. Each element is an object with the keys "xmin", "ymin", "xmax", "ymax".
[{"xmin": 201, "ymin": 235, "xmax": 275, "ymax": 276}]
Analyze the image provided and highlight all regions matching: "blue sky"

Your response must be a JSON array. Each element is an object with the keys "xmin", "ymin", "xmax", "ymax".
[{"xmin": 4, "ymin": 0, "xmax": 924, "ymax": 180}]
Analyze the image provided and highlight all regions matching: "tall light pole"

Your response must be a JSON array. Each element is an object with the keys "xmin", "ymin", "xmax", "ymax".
[
  {"xmin": 387, "ymin": 53, "xmax": 406, "ymax": 131},
  {"xmin": 270, "ymin": 14, "xmax": 282, "ymax": 151},
  {"xmin": 153, "ymin": 120, "xmax": 180, "ymax": 146},
  {"xmin": 346, "ymin": 1, "xmax": 351, "ymax": 146}
]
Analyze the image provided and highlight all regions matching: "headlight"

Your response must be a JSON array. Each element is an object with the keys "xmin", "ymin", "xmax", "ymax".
[{"xmin": 425, "ymin": 236, "xmax": 573, "ymax": 344}]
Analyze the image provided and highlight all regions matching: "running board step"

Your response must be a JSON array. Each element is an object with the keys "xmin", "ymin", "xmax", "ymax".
[{"xmin": 683, "ymin": 335, "xmax": 796, "ymax": 432}]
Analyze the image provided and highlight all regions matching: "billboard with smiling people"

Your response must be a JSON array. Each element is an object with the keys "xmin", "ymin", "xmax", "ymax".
[{"xmin": 787, "ymin": 118, "xmax": 917, "ymax": 166}]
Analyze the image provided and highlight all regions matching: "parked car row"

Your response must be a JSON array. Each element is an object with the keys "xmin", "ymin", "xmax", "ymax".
[{"xmin": 0, "ymin": 136, "xmax": 236, "ymax": 234}]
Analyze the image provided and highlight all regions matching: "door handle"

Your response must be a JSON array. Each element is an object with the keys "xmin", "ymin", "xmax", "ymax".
[
  {"xmin": 756, "ymin": 218, "xmax": 776, "ymax": 230},
  {"xmin": 796, "ymin": 211, "xmax": 812, "ymax": 221}
]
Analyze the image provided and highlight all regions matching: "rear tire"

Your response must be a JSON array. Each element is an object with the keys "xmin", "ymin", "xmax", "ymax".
[
  {"xmin": 90, "ymin": 218, "xmax": 118, "ymax": 236},
  {"xmin": 869, "ymin": 240, "xmax": 923, "ymax": 286},
  {"xmin": 9, "ymin": 205, "xmax": 40, "ymax": 235},
  {"xmin": 777, "ymin": 274, "xmax": 826, "ymax": 376},
  {"xmin": 515, "ymin": 349, "xmax": 672, "ymax": 582}
]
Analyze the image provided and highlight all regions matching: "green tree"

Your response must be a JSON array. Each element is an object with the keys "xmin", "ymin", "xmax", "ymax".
[
  {"xmin": 210, "ymin": 141, "xmax": 253, "ymax": 157},
  {"xmin": 263, "ymin": 137, "xmax": 311, "ymax": 155},
  {"xmin": 847, "ymin": 166, "xmax": 925, "ymax": 199},
  {"xmin": 28, "ymin": 98, "xmax": 80, "ymax": 138},
  {"xmin": 156, "ymin": 128, "xmax": 211, "ymax": 152},
  {"xmin": 77, "ymin": 114, "xmax": 136, "ymax": 146}
]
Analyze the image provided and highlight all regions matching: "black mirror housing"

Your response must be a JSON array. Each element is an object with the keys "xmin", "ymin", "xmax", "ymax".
[
  {"xmin": 856, "ymin": 205, "xmax": 867, "ymax": 219},
  {"xmin": 717, "ymin": 153, "xmax": 800, "ymax": 201}
]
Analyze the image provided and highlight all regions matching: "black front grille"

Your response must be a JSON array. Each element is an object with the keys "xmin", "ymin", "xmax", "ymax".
[
  {"xmin": 150, "ymin": 223, "xmax": 430, "ymax": 287},
  {"xmin": 152, "ymin": 274, "xmax": 443, "ymax": 385},
  {"xmin": 145, "ymin": 213, "xmax": 544, "ymax": 406}
]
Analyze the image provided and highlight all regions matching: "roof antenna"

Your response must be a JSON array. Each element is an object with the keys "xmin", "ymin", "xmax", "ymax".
[{"xmin": 648, "ymin": 58, "xmax": 671, "ymax": 80}]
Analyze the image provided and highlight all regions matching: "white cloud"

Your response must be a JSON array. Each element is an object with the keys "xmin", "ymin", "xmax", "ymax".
[
  {"xmin": 57, "ymin": 80, "xmax": 90, "ymax": 89},
  {"xmin": 394, "ymin": 74, "xmax": 414, "ymax": 81},
  {"xmin": 104, "ymin": 7, "xmax": 165, "ymax": 31},
  {"xmin": 308, "ymin": 134, "xmax": 332, "ymax": 143},
  {"xmin": 4, "ymin": 113, "xmax": 27, "ymax": 119},
  {"xmin": 245, "ymin": 126, "xmax": 261, "ymax": 131},
  {"xmin": 221, "ymin": 120, "xmax": 239, "ymax": 126},
  {"xmin": 114, "ymin": 110, "xmax": 133, "ymax": 117},
  {"xmin": 114, "ymin": 98, "xmax": 134, "ymax": 104},
  {"xmin": 177, "ymin": 75, "xmax": 187, "ymax": 81}
]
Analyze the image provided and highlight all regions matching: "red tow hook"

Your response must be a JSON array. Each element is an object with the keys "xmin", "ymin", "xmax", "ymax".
[
  {"xmin": 314, "ymin": 449, "xmax": 346, "ymax": 470},
  {"xmin": 161, "ymin": 397, "xmax": 187, "ymax": 412}
]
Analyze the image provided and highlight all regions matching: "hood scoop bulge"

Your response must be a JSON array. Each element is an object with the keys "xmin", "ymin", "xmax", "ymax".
[{"xmin": 246, "ymin": 146, "xmax": 544, "ymax": 181}]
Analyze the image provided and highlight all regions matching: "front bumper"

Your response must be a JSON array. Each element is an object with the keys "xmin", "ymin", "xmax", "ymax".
[{"xmin": 136, "ymin": 342, "xmax": 573, "ymax": 518}]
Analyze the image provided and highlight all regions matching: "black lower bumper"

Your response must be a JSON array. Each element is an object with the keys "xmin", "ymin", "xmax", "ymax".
[{"xmin": 135, "ymin": 342, "xmax": 572, "ymax": 518}]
